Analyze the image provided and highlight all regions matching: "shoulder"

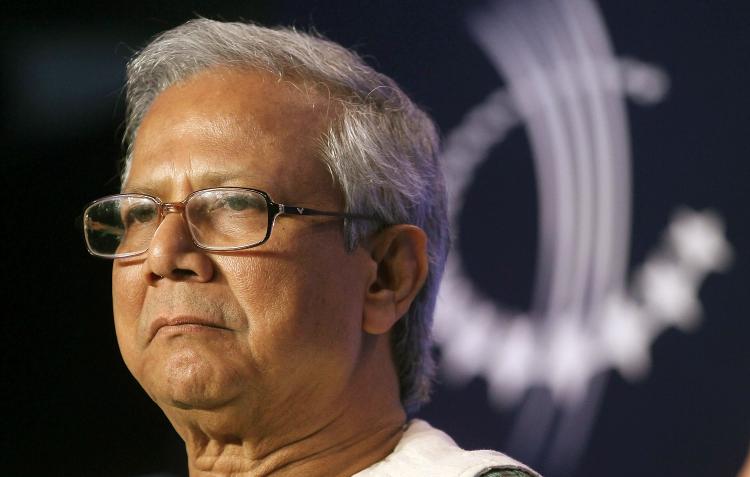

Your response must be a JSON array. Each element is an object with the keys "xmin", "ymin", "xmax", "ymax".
[{"xmin": 353, "ymin": 419, "xmax": 541, "ymax": 477}]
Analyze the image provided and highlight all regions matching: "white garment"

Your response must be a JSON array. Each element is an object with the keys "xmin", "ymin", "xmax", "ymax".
[{"xmin": 352, "ymin": 419, "xmax": 540, "ymax": 477}]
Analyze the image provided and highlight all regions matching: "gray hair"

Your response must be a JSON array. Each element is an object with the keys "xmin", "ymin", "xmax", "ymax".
[{"xmin": 122, "ymin": 19, "xmax": 449, "ymax": 413}]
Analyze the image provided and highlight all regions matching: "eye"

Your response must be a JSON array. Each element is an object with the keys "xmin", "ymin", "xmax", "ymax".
[
  {"xmin": 225, "ymin": 194, "xmax": 257, "ymax": 211},
  {"xmin": 219, "ymin": 192, "xmax": 266, "ymax": 212},
  {"xmin": 190, "ymin": 190, "xmax": 268, "ymax": 219},
  {"xmin": 125, "ymin": 204, "xmax": 157, "ymax": 225}
]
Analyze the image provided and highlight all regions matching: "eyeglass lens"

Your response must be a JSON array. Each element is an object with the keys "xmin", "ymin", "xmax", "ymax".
[{"xmin": 84, "ymin": 189, "xmax": 271, "ymax": 257}]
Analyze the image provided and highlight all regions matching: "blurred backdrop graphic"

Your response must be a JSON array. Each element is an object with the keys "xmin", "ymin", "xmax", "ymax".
[{"xmin": 2, "ymin": 1, "xmax": 749, "ymax": 476}]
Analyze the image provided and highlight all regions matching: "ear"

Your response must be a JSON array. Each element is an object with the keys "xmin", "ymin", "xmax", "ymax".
[{"xmin": 363, "ymin": 225, "xmax": 429, "ymax": 335}]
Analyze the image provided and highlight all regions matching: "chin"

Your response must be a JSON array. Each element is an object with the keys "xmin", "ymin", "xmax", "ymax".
[{"xmin": 143, "ymin": 347, "xmax": 244, "ymax": 411}]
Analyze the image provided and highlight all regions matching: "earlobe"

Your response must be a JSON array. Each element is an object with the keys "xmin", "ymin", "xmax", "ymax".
[{"xmin": 362, "ymin": 225, "xmax": 429, "ymax": 335}]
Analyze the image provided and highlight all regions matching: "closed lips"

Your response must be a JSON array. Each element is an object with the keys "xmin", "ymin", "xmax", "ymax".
[{"xmin": 149, "ymin": 316, "xmax": 228, "ymax": 340}]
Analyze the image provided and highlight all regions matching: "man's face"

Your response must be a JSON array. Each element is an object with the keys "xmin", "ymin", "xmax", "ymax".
[{"xmin": 112, "ymin": 68, "xmax": 372, "ymax": 424}]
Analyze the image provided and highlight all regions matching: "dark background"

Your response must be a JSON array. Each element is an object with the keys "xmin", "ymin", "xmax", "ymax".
[{"xmin": 2, "ymin": 1, "xmax": 748, "ymax": 476}]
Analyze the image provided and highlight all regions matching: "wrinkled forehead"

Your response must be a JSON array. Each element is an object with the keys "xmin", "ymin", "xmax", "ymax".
[
  {"xmin": 132, "ymin": 66, "xmax": 336, "ymax": 157},
  {"xmin": 124, "ymin": 67, "xmax": 341, "ymax": 203}
]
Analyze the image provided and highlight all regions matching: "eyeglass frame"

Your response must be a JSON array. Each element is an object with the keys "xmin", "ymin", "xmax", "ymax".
[{"xmin": 82, "ymin": 186, "xmax": 379, "ymax": 259}]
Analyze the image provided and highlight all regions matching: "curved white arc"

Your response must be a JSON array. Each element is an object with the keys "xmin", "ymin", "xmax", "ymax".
[
  {"xmin": 436, "ymin": 88, "xmax": 523, "ymax": 346},
  {"xmin": 557, "ymin": 0, "xmax": 614, "ymax": 314},
  {"xmin": 472, "ymin": 3, "xmax": 577, "ymax": 319},
  {"xmin": 505, "ymin": 387, "xmax": 557, "ymax": 464},
  {"xmin": 543, "ymin": 0, "xmax": 631, "ymax": 471},
  {"xmin": 528, "ymin": 0, "xmax": 598, "ymax": 320},
  {"xmin": 543, "ymin": 372, "xmax": 609, "ymax": 473},
  {"xmin": 563, "ymin": 0, "xmax": 632, "ymax": 308},
  {"xmin": 582, "ymin": 0, "xmax": 633, "ymax": 296},
  {"xmin": 469, "ymin": 1, "xmax": 588, "ymax": 463},
  {"xmin": 443, "ymin": 89, "xmax": 518, "ymax": 222}
]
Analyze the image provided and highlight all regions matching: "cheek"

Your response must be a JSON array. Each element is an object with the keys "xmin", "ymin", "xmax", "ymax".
[
  {"xmin": 111, "ymin": 263, "xmax": 147, "ymax": 367},
  {"xmin": 225, "ymin": 244, "xmax": 367, "ymax": 363}
]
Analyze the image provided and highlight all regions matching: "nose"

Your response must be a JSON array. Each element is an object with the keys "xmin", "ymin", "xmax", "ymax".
[{"xmin": 141, "ymin": 210, "xmax": 214, "ymax": 284}]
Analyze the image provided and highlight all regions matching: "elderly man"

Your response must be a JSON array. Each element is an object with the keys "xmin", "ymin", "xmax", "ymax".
[{"xmin": 82, "ymin": 19, "xmax": 539, "ymax": 477}]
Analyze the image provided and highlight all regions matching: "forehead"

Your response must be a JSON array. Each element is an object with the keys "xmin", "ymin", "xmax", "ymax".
[{"xmin": 126, "ymin": 67, "xmax": 337, "ymax": 202}]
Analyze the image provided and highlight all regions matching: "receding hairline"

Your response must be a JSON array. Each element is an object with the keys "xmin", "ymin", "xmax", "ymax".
[{"xmin": 138, "ymin": 64, "xmax": 346, "ymax": 127}]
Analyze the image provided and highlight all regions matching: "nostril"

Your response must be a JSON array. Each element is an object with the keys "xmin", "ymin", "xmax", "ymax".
[
  {"xmin": 173, "ymin": 268, "xmax": 198, "ymax": 277},
  {"xmin": 148, "ymin": 269, "xmax": 195, "ymax": 282}
]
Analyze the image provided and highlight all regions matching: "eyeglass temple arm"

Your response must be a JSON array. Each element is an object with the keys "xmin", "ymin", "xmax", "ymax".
[{"xmin": 277, "ymin": 203, "xmax": 375, "ymax": 221}]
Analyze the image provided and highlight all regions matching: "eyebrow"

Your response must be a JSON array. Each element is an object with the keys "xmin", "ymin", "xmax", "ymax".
[{"xmin": 121, "ymin": 184, "xmax": 161, "ymax": 196}]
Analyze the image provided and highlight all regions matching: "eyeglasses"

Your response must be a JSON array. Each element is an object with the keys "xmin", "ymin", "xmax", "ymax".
[{"xmin": 82, "ymin": 187, "xmax": 376, "ymax": 259}]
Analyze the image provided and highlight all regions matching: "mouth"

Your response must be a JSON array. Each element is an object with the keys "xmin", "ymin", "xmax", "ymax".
[{"xmin": 149, "ymin": 316, "xmax": 229, "ymax": 341}]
